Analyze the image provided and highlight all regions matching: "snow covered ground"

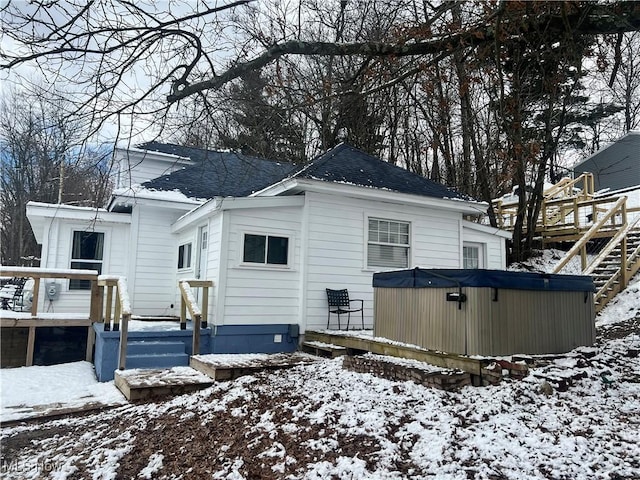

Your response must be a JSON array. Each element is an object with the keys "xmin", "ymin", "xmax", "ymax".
[
  {"xmin": 0, "ymin": 362, "xmax": 126, "ymax": 422},
  {"xmin": 1, "ymin": 268, "xmax": 638, "ymax": 479}
]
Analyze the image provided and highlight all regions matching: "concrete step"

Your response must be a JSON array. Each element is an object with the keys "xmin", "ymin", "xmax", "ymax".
[
  {"xmin": 127, "ymin": 340, "xmax": 186, "ymax": 356},
  {"xmin": 126, "ymin": 352, "xmax": 190, "ymax": 369}
]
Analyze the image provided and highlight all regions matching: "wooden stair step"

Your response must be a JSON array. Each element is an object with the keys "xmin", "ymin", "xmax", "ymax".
[
  {"xmin": 301, "ymin": 341, "xmax": 347, "ymax": 358},
  {"xmin": 114, "ymin": 367, "xmax": 214, "ymax": 401},
  {"xmin": 190, "ymin": 352, "xmax": 319, "ymax": 381}
]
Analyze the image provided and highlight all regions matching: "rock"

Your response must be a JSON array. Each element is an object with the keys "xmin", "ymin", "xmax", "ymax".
[{"xmin": 539, "ymin": 380, "xmax": 554, "ymax": 396}]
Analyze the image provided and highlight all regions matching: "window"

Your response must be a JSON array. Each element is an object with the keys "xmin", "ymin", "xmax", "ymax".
[
  {"xmin": 367, "ymin": 218, "xmax": 410, "ymax": 269},
  {"xmin": 178, "ymin": 243, "xmax": 192, "ymax": 269},
  {"xmin": 243, "ymin": 234, "xmax": 289, "ymax": 266},
  {"xmin": 70, "ymin": 231, "xmax": 104, "ymax": 290},
  {"xmin": 463, "ymin": 243, "xmax": 483, "ymax": 269}
]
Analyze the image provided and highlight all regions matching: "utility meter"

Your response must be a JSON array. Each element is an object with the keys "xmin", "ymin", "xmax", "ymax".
[{"xmin": 46, "ymin": 282, "xmax": 60, "ymax": 301}]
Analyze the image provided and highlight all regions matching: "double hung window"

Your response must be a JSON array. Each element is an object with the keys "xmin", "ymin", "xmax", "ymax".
[
  {"xmin": 70, "ymin": 231, "xmax": 104, "ymax": 290},
  {"xmin": 367, "ymin": 218, "xmax": 410, "ymax": 269}
]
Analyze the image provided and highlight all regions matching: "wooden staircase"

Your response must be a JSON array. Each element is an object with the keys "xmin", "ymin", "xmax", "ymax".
[
  {"xmin": 493, "ymin": 175, "xmax": 640, "ymax": 313},
  {"xmin": 585, "ymin": 223, "xmax": 640, "ymax": 312}
]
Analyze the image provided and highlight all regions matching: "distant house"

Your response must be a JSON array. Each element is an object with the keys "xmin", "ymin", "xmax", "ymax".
[
  {"xmin": 572, "ymin": 130, "xmax": 640, "ymax": 207},
  {"xmin": 27, "ymin": 142, "xmax": 510, "ymax": 346}
]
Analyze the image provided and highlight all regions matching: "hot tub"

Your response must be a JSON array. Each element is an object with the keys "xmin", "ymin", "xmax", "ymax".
[{"xmin": 372, "ymin": 268, "xmax": 595, "ymax": 356}]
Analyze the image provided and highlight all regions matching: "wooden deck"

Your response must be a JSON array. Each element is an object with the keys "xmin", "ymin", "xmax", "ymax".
[{"xmin": 305, "ymin": 331, "xmax": 487, "ymax": 377}]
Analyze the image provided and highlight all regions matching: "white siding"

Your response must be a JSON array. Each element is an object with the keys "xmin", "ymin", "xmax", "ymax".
[
  {"xmin": 36, "ymin": 219, "xmax": 130, "ymax": 313},
  {"xmin": 462, "ymin": 225, "xmax": 507, "ymax": 270},
  {"xmin": 113, "ymin": 150, "xmax": 192, "ymax": 188},
  {"xmin": 204, "ymin": 214, "xmax": 223, "ymax": 325},
  {"xmin": 131, "ymin": 206, "xmax": 187, "ymax": 315},
  {"xmin": 303, "ymin": 191, "xmax": 464, "ymax": 331},
  {"xmin": 220, "ymin": 205, "xmax": 303, "ymax": 325}
]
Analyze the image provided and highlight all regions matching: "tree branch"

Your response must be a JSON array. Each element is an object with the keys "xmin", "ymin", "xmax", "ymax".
[{"xmin": 167, "ymin": 1, "xmax": 640, "ymax": 103}]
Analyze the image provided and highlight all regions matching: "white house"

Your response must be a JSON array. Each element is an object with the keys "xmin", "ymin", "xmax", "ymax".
[{"xmin": 27, "ymin": 142, "xmax": 510, "ymax": 340}]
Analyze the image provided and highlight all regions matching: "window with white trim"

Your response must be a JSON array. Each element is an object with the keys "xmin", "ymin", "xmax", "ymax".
[
  {"xmin": 367, "ymin": 218, "xmax": 410, "ymax": 269},
  {"xmin": 178, "ymin": 243, "xmax": 192, "ymax": 269},
  {"xmin": 463, "ymin": 243, "xmax": 483, "ymax": 269},
  {"xmin": 243, "ymin": 234, "xmax": 289, "ymax": 266},
  {"xmin": 70, "ymin": 231, "xmax": 104, "ymax": 290}
]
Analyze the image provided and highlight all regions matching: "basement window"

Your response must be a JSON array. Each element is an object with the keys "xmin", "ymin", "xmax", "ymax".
[{"xmin": 243, "ymin": 234, "xmax": 289, "ymax": 266}]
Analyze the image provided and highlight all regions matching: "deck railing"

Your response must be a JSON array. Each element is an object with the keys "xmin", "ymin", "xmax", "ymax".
[
  {"xmin": 552, "ymin": 196, "xmax": 628, "ymax": 273},
  {"xmin": 494, "ymin": 195, "xmax": 627, "ymax": 239},
  {"xmin": 98, "ymin": 276, "xmax": 132, "ymax": 370},
  {"xmin": 492, "ymin": 173, "xmax": 595, "ymax": 231},
  {"xmin": 0, "ymin": 266, "xmax": 102, "ymax": 366},
  {"xmin": 179, "ymin": 279, "xmax": 214, "ymax": 356}
]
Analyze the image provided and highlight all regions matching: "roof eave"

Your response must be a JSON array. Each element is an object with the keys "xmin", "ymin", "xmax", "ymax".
[
  {"xmin": 462, "ymin": 219, "xmax": 512, "ymax": 239},
  {"xmin": 171, "ymin": 196, "xmax": 306, "ymax": 233},
  {"xmin": 254, "ymin": 178, "xmax": 487, "ymax": 214}
]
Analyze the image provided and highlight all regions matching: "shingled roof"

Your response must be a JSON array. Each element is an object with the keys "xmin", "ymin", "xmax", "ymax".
[
  {"xmin": 138, "ymin": 142, "xmax": 468, "ymax": 201},
  {"xmin": 140, "ymin": 142, "xmax": 296, "ymax": 198},
  {"xmin": 290, "ymin": 143, "xmax": 468, "ymax": 200}
]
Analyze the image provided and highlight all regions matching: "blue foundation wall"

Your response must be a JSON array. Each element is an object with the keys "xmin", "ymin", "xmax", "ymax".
[{"xmin": 94, "ymin": 323, "xmax": 299, "ymax": 381}]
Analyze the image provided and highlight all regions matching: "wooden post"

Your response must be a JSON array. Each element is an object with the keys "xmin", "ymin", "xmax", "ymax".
[
  {"xmin": 118, "ymin": 313, "xmax": 129, "ymax": 370},
  {"xmin": 621, "ymin": 237, "xmax": 628, "ymax": 289},
  {"xmin": 113, "ymin": 290, "xmax": 121, "ymax": 332},
  {"xmin": 89, "ymin": 279, "xmax": 102, "ymax": 323},
  {"xmin": 573, "ymin": 197, "xmax": 579, "ymax": 228},
  {"xmin": 104, "ymin": 284, "xmax": 114, "ymax": 331},
  {"xmin": 193, "ymin": 313, "xmax": 201, "ymax": 355},
  {"xmin": 26, "ymin": 326, "xmax": 36, "ymax": 366},
  {"xmin": 30, "ymin": 278, "xmax": 40, "ymax": 317},
  {"xmin": 201, "ymin": 285, "xmax": 209, "ymax": 328},
  {"xmin": 580, "ymin": 246, "xmax": 587, "ymax": 271},
  {"xmin": 86, "ymin": 326, "xmax": 95, "ymax": 362},
  {"xmin": 180, "ymin": 297, "xmax": 187, "ymax": 330}
]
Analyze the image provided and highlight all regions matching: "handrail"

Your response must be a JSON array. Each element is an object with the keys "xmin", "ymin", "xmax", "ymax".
[
  {"xmin": 598, "ymin": 232, "xmax": 640, "ymax": 301},
  {"xmin": 584, "ymin": 217, "xmax": 640, "ymax": 275},
  {"xmin": 98, "ymin": 275, "xmax": 131, "ymax": 370},
  {"xmin": 543, "ymin": 173, "xmax": 594, "ymax": 200},
  {"xmin": 179, "ymin": 279, "xmax": 213, "ymax": 356},
  {"xmin": 552, "ymin": 196, "xmax": 627, "ymax": 274},
  {"xmin": 0, "ymin": 266, "xmax": 101, "ymax": 366}
]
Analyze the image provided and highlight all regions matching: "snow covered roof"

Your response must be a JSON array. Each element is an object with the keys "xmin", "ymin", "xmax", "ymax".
[
  {"xmin": 132, "ymin": 142, "xmax": 473, "ymax": 203},
  {"xmin": 289, "ymin": 143, "xmax": 471, "ymax": 201},
  {"xmin": 140, "ymin": 144, "xmax": 296, "ymax": 199}
]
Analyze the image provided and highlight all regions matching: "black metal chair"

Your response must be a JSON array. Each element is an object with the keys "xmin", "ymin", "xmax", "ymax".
[
  {"xmin": 0, "ymin": 277, "xmax": 27, "ymax": 311},
  {"xmin": 326, "ymin": 288, "xmax": 364, "ymax": 331}
]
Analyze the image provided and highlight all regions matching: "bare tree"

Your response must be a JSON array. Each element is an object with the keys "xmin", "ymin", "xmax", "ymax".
[
  {"xmin": 0, "ymin": 90, "xmax": 111, "ymax": 265},
  {"xmin": 3, "ymin": 1, "xmax": 640, "ymax": 261}
]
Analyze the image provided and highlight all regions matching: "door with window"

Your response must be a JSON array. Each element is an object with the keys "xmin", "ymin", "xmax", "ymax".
[
  {"xmin": 463, "ymin": 242, "xmax": 485, "ymax": 269},
  {"xmin": 194, "ymin": 226, "xmax": 208, "ymax": 302}
]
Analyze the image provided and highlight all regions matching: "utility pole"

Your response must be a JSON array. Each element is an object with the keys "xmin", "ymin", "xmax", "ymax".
[{"xmin": 57, "ymin": 157, "xmax": 64, "ymax": 204}]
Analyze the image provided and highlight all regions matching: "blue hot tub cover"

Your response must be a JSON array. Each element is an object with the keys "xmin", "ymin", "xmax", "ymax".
[{"xmin": 372, "ymin": 268, "xmax": 595, "ymax": 292}]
